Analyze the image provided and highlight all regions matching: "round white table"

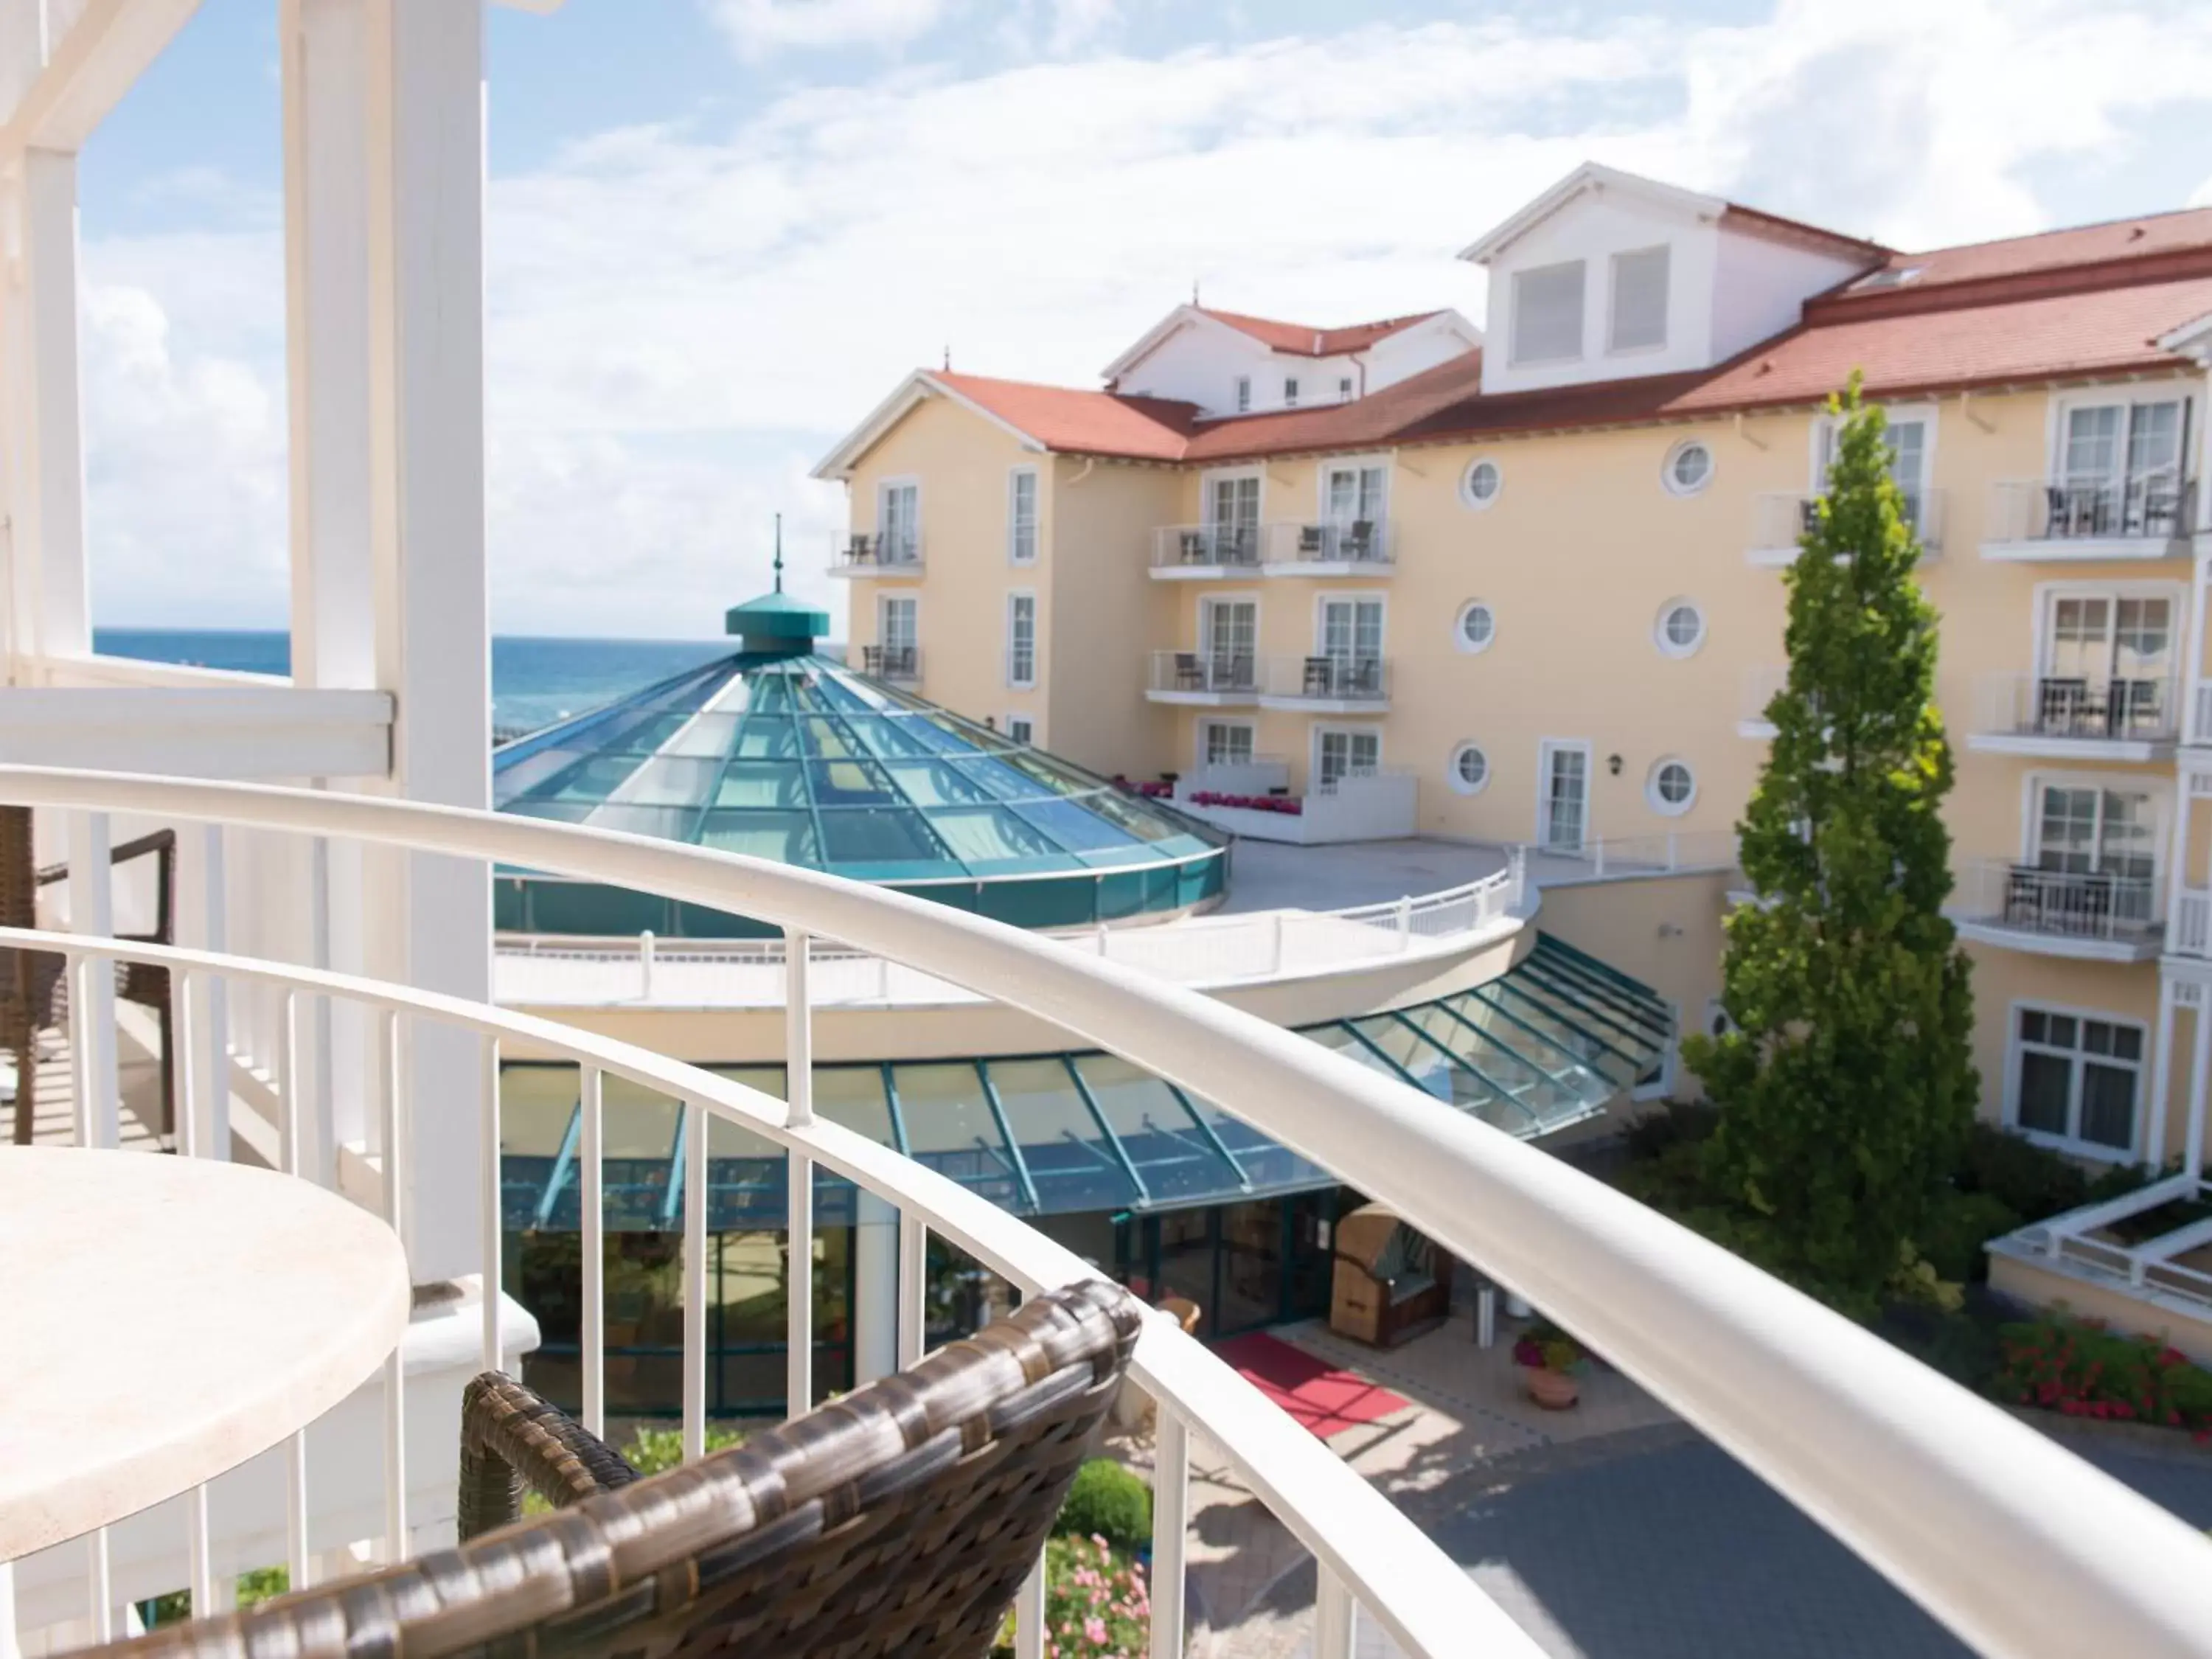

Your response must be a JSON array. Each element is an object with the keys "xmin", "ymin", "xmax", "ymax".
[{"xmin": 0, "ymin": 1147, "xmax": 413, "ymax": 1561}]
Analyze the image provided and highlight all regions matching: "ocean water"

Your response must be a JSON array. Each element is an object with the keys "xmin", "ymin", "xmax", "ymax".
[{"xmin": 92, "ymin": 628, "xmax": 734, "ymax": 737}]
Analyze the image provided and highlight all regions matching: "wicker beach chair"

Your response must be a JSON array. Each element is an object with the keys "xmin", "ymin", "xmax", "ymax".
[{"xmin": 94, "ymin": 1279, "xmax": 1143, "ymax": 1659}]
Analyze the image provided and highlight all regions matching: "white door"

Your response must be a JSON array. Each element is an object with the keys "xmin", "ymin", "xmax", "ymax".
[
  {"xmin": 1201, "ymin": 599, "xmax": 1256, "ymax": 688},
  {"xmin": 1317, "ymin": 728, "xmax": 1380, "ymax": 787},
  {"xmin": 1318, "ymin": 598, "xmax": 1384, "ymax": 695},
  {"xmin": 1540, "ymin": 742, "xmax": 1589, "ymax": 852},
  {"xmin": 1203, "ymin": 721, "xmax": 1254, "ymax": 768},
  {"xmin": 1324, "ymin": 465, "xmax": 1386, "ymax": 525},
  {"xmin": 2061, "ymin": 399, "xmax": 2190, "ymax": 533},
  {"xmin": 879, "ymin": 482, "xmax": 919, "ymax": 563},
  {"xmin": 1206, "ymin": 475, "xmax": 1260, "ymax": 562}
]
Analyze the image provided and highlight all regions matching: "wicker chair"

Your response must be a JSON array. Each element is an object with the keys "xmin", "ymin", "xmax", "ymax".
[
  {"xmin": 1329, "ymin": 1203, "xmax": 1453, "ymax": 1349},
  {"xmin": 89, "ymin": 1279, "xmax": 1142, "ymax": 1659}
]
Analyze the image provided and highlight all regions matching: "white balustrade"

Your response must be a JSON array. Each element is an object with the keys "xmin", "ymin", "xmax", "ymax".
[{"xmin": 2, "ymin": 767, "xmax": 2209, "ymax": 1659}]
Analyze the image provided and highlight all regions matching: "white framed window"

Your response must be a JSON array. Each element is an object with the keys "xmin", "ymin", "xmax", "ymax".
[
  {"xmin": 1608, "ymin": 245, "xmax": 1670, "ymax": 354},
  {"xmin": 1006, "ymin": 591, "xmax": 1037, "ymax": 688},
  {"xmin": 1004, "ymin": 715, "xmax": 1034, "ymax": 744},
  {"xmin": 1338, "ymin": 377, "xmax": 1354, "ymax": 401},
  {"xmin": 1315, "ymin": 726, "xmax": 1382, "ymax": 787},
  {"xmin": 2053, "ymin": 392, "xmax": 2193, "ymax": 532},
  {"xmin": 1234, "ymin": 376, "xmax": 1251, "ymax": 414},
  {"xmin": 1317, "ymin": 594, "xmax": 1385, "ymax": 669},
  {"xmin": 877, "ymin": 479, "xmax": 921, "ymax": 564},
  {"xmin": 1460, "ymin": 457, "xmax": 1502, "ymax": 509},
  {"xmin": 1200, "ymin": 719, "xmax": 1255, "ymax": 768},
  {"xmin": 1655, "ymin": 598, "xmax": 1705, "ymax": 658},
  {"xmin": 1321, "ymin": 461, "xmax": 1388, "ymax": 528},
  {"xmin": 1816, "ymin": 403, "xmax": 1935, "ymax": 533},
  {"xmin": 2031, "ymin": 583, "xmax": 2180, "ymax": 734},
  {"xmin": 1663, "ymin": 440, "xmax": 1714, "ymax": 496},
  {"xmin": 1537, "ymin": 738, "xmax": 1591, "ymax": 852},
  {"xmin": 1007, "ymin": 467, "xmax": 1038, "ymax": 565},
  {"xmin": 1646, "ymin": 757, "xmax": 1696, "ymax": 815},
  {"xmin": 1510, "ymin": 260, "xmax": 1585, "ymax": 365},
  {"xmin": 1284, "ymin": 377, "xmax": 1301, "ymax": 408},
  {"xmin": 1447, "ymin": 741, "xmax": 1489, "ymax": 796},
  {"xmin": 872, "ymin": 594, "xmax": 918, "ymax": 679},
  {"xmin": 2007, "ymin": 1002, "xmax": 2144, "ymax": 1160},
  {"xmin": 1454, "ymin": 600, "xmax": 1495, "ymax": 655},
  {"xmin": 1203, "ymin": 469, "xmax": 1262, "ymax": 563},
  {"xmin": 1197, "ymin": 594, "xmax": 1259, "ymax": 691}
]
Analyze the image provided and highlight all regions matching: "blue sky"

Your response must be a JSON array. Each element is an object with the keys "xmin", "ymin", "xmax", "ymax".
[{"xmin": 67, "ymin": 0, "xmax": 2212, "ymax": 636}]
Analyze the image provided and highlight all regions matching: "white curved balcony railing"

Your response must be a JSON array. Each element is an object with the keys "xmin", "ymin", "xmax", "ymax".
[
  {"xmin": 4, "ymin": 767, "xmax": 2211, "ymax": 1659},
  {"xmin": 495, "ymin": 869, "xmax": 1518, "ymax": 1007}
]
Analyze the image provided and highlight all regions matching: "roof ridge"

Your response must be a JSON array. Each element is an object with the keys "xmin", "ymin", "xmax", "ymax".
[{"xmin": 1900, "ymin": 202, "xmax": 2212, "ymax": 261}]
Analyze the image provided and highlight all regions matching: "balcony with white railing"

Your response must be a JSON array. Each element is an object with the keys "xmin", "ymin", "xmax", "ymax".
[
  {"xmin": 1982, "ymin": 477, "xmax": 2199, "ymax": 560},
  {"xmin": 827, "ymin": 531, "xmax": 924, "ymax": 578},
  {"xmin": 1950, "ymin": 858, "xmax": 2165, "ymax": 961},
  {"xmin": 1969, "ymin": 673, "xmax": 2183, "ymax": 760},
  {"xmin": 1517, "ymin": 832, "xmax": 1742, "ymax": 886},
  {"xmin": 1149, "ymin": 522, "xmax": 1267, "ymax": 577},
  {"xmin": 1256, "ymin": 654, "xmax": 1391, "ymax": 711},
  {"xmin": 1989, "ymin": 1172, "xmax": 2212, "ymax": 1363},
  {"xmin": 857, "ymin": 643, "xmax": 921, "ymax": 683},
  {"xmin": 1149, "ymin": 520, "xmax": 1396, "ymax": 579},
  {"xmin": 1144, "ymin": 648, "xmax": 1260, "ymax": 704},
  {"xmin": 1747, "ymin": 488, "xmax": 1945, "ymax": 566},
  {"xmin": 6, "ymin": 772, "xmax": 2212, "ymax": 1659},
  {"xmin": 1738, "ymin": 667, "xmax": 1787, "ymax": 738}
]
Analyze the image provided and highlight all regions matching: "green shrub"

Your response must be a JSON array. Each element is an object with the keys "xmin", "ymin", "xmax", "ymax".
[
  {"xmin": 1621, "ymin": 1100, "xmax": 1719, "ymax": 1162},
  {"xmin": 1053, "ymin": 1458, "xmax": 1152, "ymax": 1552},
  {"xmin": 1993, "ymin": 1313, "xmax": 2212, "ymax": 1439},
  {"xmin": 619, "ymin": 1423, "xmax": 745, "ymax": 1475},
  {"xmin": 1953, "ymin": 1124, "xmax": 2090, "ymax": 1221},
  {"xmin": 1915, "ymin": 1188, "xmax": 2022, "ymax": 1283}
]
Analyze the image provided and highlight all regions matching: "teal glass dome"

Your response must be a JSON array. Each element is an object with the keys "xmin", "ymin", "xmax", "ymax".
[{"xmin": 492, "ymin": 647, "xmax": 1228, "ymax": 938}]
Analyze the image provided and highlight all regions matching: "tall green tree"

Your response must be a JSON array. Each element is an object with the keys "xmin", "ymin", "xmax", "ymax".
[{"xmin": 1682, "ymin": 375, "xmax": 1977, "ymax": 1310}]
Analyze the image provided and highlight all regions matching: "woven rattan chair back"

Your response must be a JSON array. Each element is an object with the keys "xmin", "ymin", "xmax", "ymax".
[{"xmin": 88, "ymin": 1278, "xmax": 1144, "ymax": 1659}]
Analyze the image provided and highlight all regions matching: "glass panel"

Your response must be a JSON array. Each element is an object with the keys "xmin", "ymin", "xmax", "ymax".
[
  {"xmin": 2016, "ymin": 1049, "xmax": 2072, "ymax": 1136},
  {"xmin": 925, "ymin": 805, "xmax": 1068, "ymax": 865},
  {"xmin": 889, "ymin": 1062, "xmax": 1023, "ymax": 1209},
  {"xmin": 2126, "ymin": 400, "xmax": 2184, "ymax": 486},
  {"xmin": 818, "ymin": 807, "xmax": 945, "ymax": 865},
  {"xmin": 2079, "ymin": 1060, "xmax": 2136, "ymax": 1150},
  {"xmin": 2064, "ymin": 406, "xmax": 2122, "ymax": 484},
  {"xmin": 712, "ymin": 761, "xmax": 808, "ymax": 808},
  {"xmin": 1010, "ymin": 798, "xmax": 1141, "ymax": 853},
  {"xmin": 987, "ymin": 1057, "xmax": 1137, "ymax": 1212},
  {"xmin": 881, "ymin": 759, "xmax": 998, "ymax": 807},
  {"xmin": 659, "ymin": 711, "xmax": 743, "ymax": 759},
  {"xmin": 501, "ymin": 1065, "xmax": 581, "ymax": 1156},
  {"xmin": 1071, "ymin": 1054, "xmax": 1243, "ymax": 1203},
  {"xmin": 809, "ymin": 1065, "xmax": 894, "ymax": 1147},
  {"xmin": 695, "ymin": 808, "xmax": 819, "ymax": 862},
  {"xmin": 808, "ymin": 757, "xmax": 901, "ymax": 805},
  {"xmin": 2034, "ymin": 787, "xmax": 2098, "ymax": 874},
  {"xmin": 734, "ymin": 717, "xmax": 802, "ymax": 758},
  {"xmin": 846, "ymin": 714, "xmax": 939, "ymax": 759},
  {"xmin": 584, "ymin": 804, "xmax": 697, "ymax": 840}
]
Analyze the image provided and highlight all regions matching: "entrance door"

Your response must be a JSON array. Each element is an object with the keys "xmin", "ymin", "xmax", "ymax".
[
  {"xmin": 1318, "ymin": 598, "xmax": 1384, "ymax": 693},
  {"xmin": 1201, "ymin": 598, "xmax": 1256, "ymax": 690},
  {"xmin": 1205, "ymin": 474, "xmax": 1261, "ymax": 563},
  {"xmin": 1316, "ymin": 728, "xmax": 1380, "ymax": 787},
  {"xmin": 1541, "ymin": 741, "xmax": 1590, "ymax": 852}
]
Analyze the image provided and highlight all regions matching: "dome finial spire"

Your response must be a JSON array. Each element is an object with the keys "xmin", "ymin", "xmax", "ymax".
[{"xmin": 773, "ymin": 511, "xmax": 784, "ymax": 593}]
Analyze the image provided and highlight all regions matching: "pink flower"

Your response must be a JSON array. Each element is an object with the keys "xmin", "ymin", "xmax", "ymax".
[{"xmin": 1085, "ymin": 1618, "xmax": 1108, "ymax": 1645}]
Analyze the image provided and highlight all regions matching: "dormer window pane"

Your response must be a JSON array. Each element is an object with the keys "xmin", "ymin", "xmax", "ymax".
[
  {"xmin": 1511, "ymin": 260, "xmax": 1585, "ymax": 364},
  {"xmin": 1284, "ymin": 377, "xmax": 1300, "ymax": 407},
  {"xmin": 1610, "ymin": 246, "xmax": 1669, "ymax": 352},
  {"xmin": 1234, "ymin": 377, "xmax": 1251, "ymax": 413}
]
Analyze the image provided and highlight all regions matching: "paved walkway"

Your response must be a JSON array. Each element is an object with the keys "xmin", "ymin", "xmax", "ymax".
[{"xmin": 1121, "ymin": 1311, "xmax": 2212, "ymax": 1659}]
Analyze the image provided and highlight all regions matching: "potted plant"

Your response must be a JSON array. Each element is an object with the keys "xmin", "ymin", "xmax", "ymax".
[{"xmin": 1512, "ymin": 1319, "xmax": 1585, "ymax": 1409}]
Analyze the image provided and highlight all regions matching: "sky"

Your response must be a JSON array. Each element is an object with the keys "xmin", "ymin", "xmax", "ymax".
[{"xmin": 71, "ymin": 0, "xmax": 2212, "ymax": 640}]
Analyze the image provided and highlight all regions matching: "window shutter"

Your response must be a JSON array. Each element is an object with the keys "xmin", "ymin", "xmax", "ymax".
[{"xmin": 1608, "ymin": 246, "xmax": 1669, "ymax": 352}]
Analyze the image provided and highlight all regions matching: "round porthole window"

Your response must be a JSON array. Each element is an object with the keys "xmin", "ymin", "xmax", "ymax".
[
  {"xmin": 1648, "ymin": 757, "xmax": 1697, "ymax": 815},
  {"xmin": 1449, "ymin": 742, "xmax": 1489, "ymax": 796},
  {"xmin": 1663, "ymin": 440, "xmax": 1714, "ymax": 496},
  {"xmin": 1455, "ymin": 601, "xmax": 1495, "ymax": 654},
  {"xmin": 1461, "ymin": 458, "xmax": 1502, "ymax": 509},
  {"xmin": 1655, "ymin": 599, "xmax": 1705, "ymax": 658}
]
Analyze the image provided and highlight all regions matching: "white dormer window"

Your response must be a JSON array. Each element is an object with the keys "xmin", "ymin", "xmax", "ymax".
[
  {"xmin": 1234, "ymin": 376, "xmax": 1251, "ymax": 413},
  {"xmin": 1609, "ymin": 246, "xmax": 1669, "ymax": 353},
  {"xmin": 1338, "ymin": 377, "xmax": 1354, "ymax": 401},
  {"xmin": 1284, "ymin": 377, "xmax": 1301, "ymax": 408},
  {"xmin": 1511, "ymin": 260, "xmax": 1585, "ymax": 365}
]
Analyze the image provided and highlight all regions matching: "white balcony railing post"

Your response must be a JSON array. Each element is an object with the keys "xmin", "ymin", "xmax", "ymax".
[
  {"xmin": 1315, "ymin": 1564, "xmax": 1354, "ymax": 1659},
  {"xmin": 897, "ymin": 1214, "xmax": 927, "ymax": 1368},
  {"xmin": 1013, "ymin": 1555, "xmax": 1046, "ymax": 1659},
  {"xmin": 580, "ymin": 1062, "xmax": 606, "ymax": 1440},
  {"xmin": 786, "ymin": 928, "xmax": 815, "ymax": 1421},
  {"xmin": 1150, "ymin": 1408, "xmax": 1189, "ymax": 1659},
  {"xmin": 639, "ymin": 929, "xmax": 655, "ymax": 1001},
  {"xmin": 380, "ymin": 1008, "xmax": 408, "ymax": 1565},
  {"xmin": 683, "ymin": 1095, "xmax": 709, "ymax": 1463}
]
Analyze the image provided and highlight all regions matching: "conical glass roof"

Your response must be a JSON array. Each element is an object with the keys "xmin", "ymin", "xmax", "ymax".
[{"xmin": 492, "ymin": 650, "xmax": 1228, "ymax": 937}]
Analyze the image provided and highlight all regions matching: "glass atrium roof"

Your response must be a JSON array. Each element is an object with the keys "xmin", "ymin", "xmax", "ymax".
[
  {"xmin": 491, "ymin": 651, "xmax": 1228, "ymax": 936},
  {"xmin": 498, "ymin": 934, "xmax": 1676, "ymax": 1231}
]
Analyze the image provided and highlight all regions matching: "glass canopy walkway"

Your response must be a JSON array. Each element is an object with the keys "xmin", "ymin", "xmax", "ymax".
[{"xmin": 498, "ymin": 933, "xmax": 1674, "ymax": 1231}]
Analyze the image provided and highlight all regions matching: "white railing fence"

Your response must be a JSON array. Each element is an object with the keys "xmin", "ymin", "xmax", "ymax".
[
  {"xmin": 2003, "ymin": 1175, "xmax": 2212, "ymax": 1318},
  {"xmin": 1953, "ymin": 859, "xmax": 2163, "ymax": 945},
  {"xmin": 1988, "ymin": 477, "xmax": 2199, "ymax": 546},
  {"xmin": 2176, "ymin": 886, "xmax": 2212, "ymax": 959},
  {"xmin": 496, "ymin": 864, "xmax": 1520, "ymax": 1006},
  {"xmin": 2, "ymin": 768, "xmax": 2210, "ymax": 1659},
  {"xmin": 1974, "ymin": 673, "xmax": 2181, "ymax": 744},
  {"xmin": 1522, "ymin": 832, "xmax": 1742, "ymax": 883}
]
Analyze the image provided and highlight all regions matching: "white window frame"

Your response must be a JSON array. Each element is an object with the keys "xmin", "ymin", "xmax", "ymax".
[
  {"xmin": 875, "ymin": 592, "xmax": 919, "ymax": 678},
  {"xmin": 1535, "ymin": 737, "xmax": 1594, "ymax": 852},
  {"xmin": 875, "ymin": 475, "xmax": 922, "ymax": 563},
  {"xmin": 1312, "ymin": 591, "xmax": 1388, "ymax": 656},
  {"xmin": 2045, "ymin": 383, "xmax": 2202, "ymax": 492},
  {"xmin": 1654, "ymin": 597, "xmax": 1705, "ymax": 659},
  {"xmin": 1197, "ymin": 718, "xmax": 1256, "ymax": 769},
  {"xmin": 1004, "ymin": 714, "xmax": 1035, "ymax": 745},
  {"xmin": 1200, "ymin": 465, "xmax": 1265, "ymax": 526},
  {"xmin": 2028, "ymin": 579, "xmax": 2185, "ymax": 684},
  {"xmin": 1509, "ymin": 259, "xmax": 1586, "ymax": 366},
  {"xmin": 1646, "ymin": 757, "xmax": 1697, "ymax": 817},
  {"xmin": 1447, "ymin": 740, "xmax": 1489, "ymax": 796},
  {"xmin": 1810, "ymin": 400, "xmax": 1939, "ymax": 495},
  {"xmin": 1453, "ymin": 599, "xmax": 1496, "ymax": 655},
  {"xmin": 1197, "ymin": 591, "xmax": 1260, "ymax": 658},
  {"xmin": 1006, "ymin": 466, "xmax": 1039, "ymax": 566},
  {"xmin": 1460, "ymin": 457, "xmax": 1502, "ymax": 509},
  {"xmin": 1234, "ymin": 376, "xmax": 1251, "ymax": 414},
  {"xmin": 1316, "ymin": 455, "xmax": 1391, "ymax": 529},
  {"xmin": 1607, "ymin": 244, "xmax": 1671, "ymax": 356},
  {"xmin": 1005, "ymin": 589, "xmax": 1038, "ymax": 689},
  {"xmin": 2002, "ymin": 997, "xmax": 2148, "ymax": 1163},
  {"xmin": 1312, "ymin": 723, "xmax": 1383, "ymax": 789},
  {"xmin": 1662, "ymin": 439, "xmax": 1714, "ymax": 497},
  {"xmin": 2017, "ymin": 770, "xmax": 2170, "ymax": 871}
]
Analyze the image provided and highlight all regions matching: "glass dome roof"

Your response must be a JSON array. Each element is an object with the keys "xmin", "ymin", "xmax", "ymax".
[{"xmin": 492, "ymin": 650, "xmax": 1228, "ymax": 937}]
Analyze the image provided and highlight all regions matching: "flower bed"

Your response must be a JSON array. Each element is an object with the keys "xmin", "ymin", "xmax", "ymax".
[
  {"xmin": 1187, "ymin": 789, "xmax": 1301, "ymax": 815},
  {"xmin": 994, "ymin": 1534, "xmax": 1148, "ymax": 1658},
  {"xmin": 1993, "ymin": 1312, "xmax": 2212, "ymax": 1441}
]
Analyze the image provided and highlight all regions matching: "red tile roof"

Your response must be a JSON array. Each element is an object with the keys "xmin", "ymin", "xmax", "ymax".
[
  {"xmin": 929, "ymin": 371, "xmax": 1197, "ymax": 461},
  {"xmin": 1196, "ymin": 307, "xmax": 1448, "ymax": 357},
  {"xmin": 1856, "ymin": 207, "xmax": 2212, "ymax": 295}
]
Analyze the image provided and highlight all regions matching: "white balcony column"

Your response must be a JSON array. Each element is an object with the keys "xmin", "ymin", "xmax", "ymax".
[
  {"xmin": 280, "ymin": 0, "xmax": 491, "ymax": 1281},
  {"xmin": 2149, "ymin": 972, "xmax": 2180, "ymax": 1170},
  {"xmin": 851, "ymin": 1189, "xmax": 899, "ymax": 1385},
  {"xmin": 2168, "ymin": 783, "xmax": 2195, "ymax": 942},
  {"xmin": 2188, "ymin": 981, "xmax": 2212, "ymax": 1184},
  {"xmin": 2188, "ymin": 548, "xmax": 2212, "ymax": 744}
]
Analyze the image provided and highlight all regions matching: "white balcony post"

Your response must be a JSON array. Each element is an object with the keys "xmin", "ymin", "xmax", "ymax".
[
  {"xmin": 200, "ymin": 826, "xmax": 231, "ymax": 1161},
  {"xmin": 639, "ymin": 928, "xmax": 655, "ymax": 1000},
  {"xmin": 1314, "ymin": 1564, "xmax": 1354, "ymax": 1659},
  {"xmin": 66, "ymin": 810, "xmax": 115, "ymax": 1147},
  {"xmin": 683, "ymin": 1097, "xmax": 709, "ymax": 1462},
  {"xmin": 2188, "ymin": 988, "xmax": 2211, "ymax": 1184},
  {"xmin": 785, "ymin": 928, "xmax": 813, "ymax": 1419},
  {"xmin": 1150, "ymin": 1409, "xmax": 1189, "ymax": 1659},
  {"xmin": 1394, "ymin": 895, "xmax": 1411, "ymax": 951},
  {"xmin": 580, "ymin": 1062, "xmax": 605, "ymax": 1438},
  {"xmin": 1012, "ymin": 1555, "xmax": 1045, "ymax": 1659},
  {"xmin": 897, "ymin": 1213, "xmax": 927, "ymax": 1368},
  {"xmin": 279, "ymin": 0, "xmax": 493, "ymax": 1283},
  {"xmin": 2169, "ymin": 787, "xmax": 2194, "ymax": 942}
]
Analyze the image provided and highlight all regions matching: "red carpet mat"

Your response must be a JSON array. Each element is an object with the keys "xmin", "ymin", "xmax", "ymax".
[{"xmin": 1214, "ymin": 1332, "xmax": 1411, "ymax": 1439}]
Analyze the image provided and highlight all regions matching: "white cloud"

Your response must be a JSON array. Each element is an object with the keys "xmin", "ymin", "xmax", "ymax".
[
  {"xmin": 707, "ymin": 0, "xmax": 955, "ymax": 56},
  {"xmin": 77, "ymin": 0, "xmax": 2212, "ymax": 637}
]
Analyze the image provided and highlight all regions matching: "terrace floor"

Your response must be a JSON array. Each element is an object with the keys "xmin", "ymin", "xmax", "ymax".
[
  {"xmin": 1116, "ymin": 1304, "xmax": 2212, "ymax": 1659},
  {"xmin": 1211, "ymin": 840, "xmax": 1511, "ymax": 916}
]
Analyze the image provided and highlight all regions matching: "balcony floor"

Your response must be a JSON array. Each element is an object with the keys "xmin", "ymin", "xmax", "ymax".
[{"xmin": 1210, "ymin": 838, "xmax": 1511, "ymax": 916}]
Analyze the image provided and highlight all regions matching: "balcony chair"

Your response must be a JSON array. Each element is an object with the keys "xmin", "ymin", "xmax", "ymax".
[
  {"xmin": 1340, "ymin": 520, "xmax": 1376, "ymax": 561},
  {"xmin": 94, "ymin": 1279, "xmax": 1142, "ymax": 1659},
  {"xmin": 1301, "ymin": 656, "xmax": 1333, "ymax": 697},
  {"xmin": 2034, "ymin": 676, "xmax": 2091, "ymax": 736},
  {"xmin": 1216, "ymin": 653, "xmax": 1254, "ymax": 692},
  {"xmin": 1174, "ymin": 651, "xmax": 1203, "ymax": 690},
  {"xmin": 846, "ymin": 532, "xmax": 873, "ymax": 563},
  {"xmin": 1350, "ymin": 658, "xmax": 1382, "ymax": 697},
  {"xmin": 2110, "ymin": 679, "xmax": 2163, "ymax": 737},
  {"xmin": 1329, "ymin": 1203, "xmax": 1453, "ymax": 1349}
]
